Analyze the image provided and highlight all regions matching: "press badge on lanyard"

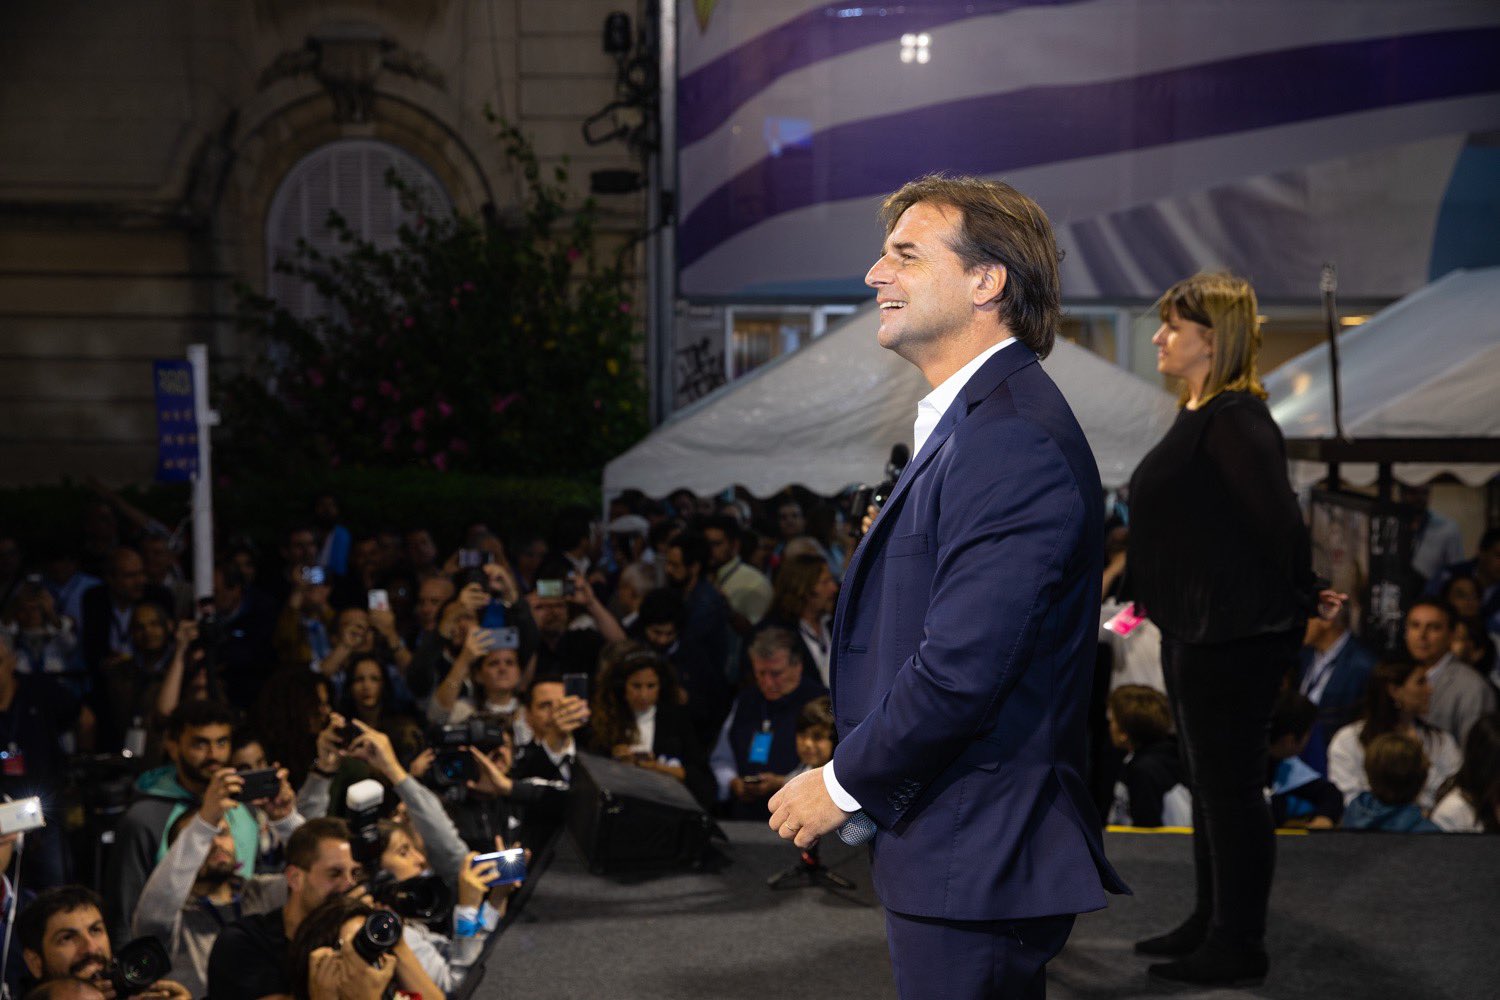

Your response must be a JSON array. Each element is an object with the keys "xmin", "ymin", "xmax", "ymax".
[{"xmin": 748, "ymin": 721, "xmax": 773, "ymax": 766}]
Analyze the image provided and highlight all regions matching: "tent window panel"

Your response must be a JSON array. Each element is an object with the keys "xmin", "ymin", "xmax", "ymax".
[
  {"xmin": 730, "ymin": 312, "xmax": 813, "ymax": 378},
  {"xmin": 1059, "ymin": 314, "xmax": 1117, "ymax": 363}
]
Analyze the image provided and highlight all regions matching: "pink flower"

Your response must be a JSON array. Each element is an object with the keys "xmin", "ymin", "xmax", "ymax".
[
  {"xmin": 462, "ymin": 281, "xmax": 476, "ymax": 293},
  {"xmin": 593, "ymin": 398, "xmax": 603, "ymax": 410},
  {"xmin": 377, "ymin": 380, "xmax": 395, "ymax": 398},
  {"xmin": 490, "ymin": 392, "xmax": 521, "ymax": 415},
  {"xmin": 394, "ymin": 360, "xmax": 405, "ymax": 373},
  {"xmin": 380, "ymin": 435, "xmax": 396, "ymax": 452},
  {"xmin": 412, "ymin": 438, "xmax": 427, "ymax": 454},
  {"xmin": 566, "ymin": 247, "xmax": 581, "ymax": 262},
  {"xmin": 432, "ymin": 452, "xmax": 448, "ymax": 472},
  {"xmin": 350, "ymin": 396, "xmax": 367, "ymax": 413},
  {"xmin": 402, "ymin": 316, "xmax": 415, "ymax": 328},
  {"xmin": 306, "ymin": 369, "xmax": 325, "ymax": 388},
  {"xmin": 436, "ymin": 400, "xmax": 453, "ymax": 419},
  {"xmin": 449, "ymin": 438, "xmax": 469, "ymax": 454},
  {"xmin": 449, "ymin": 297, "xmax": 460, "ymax": 309},
  {"xmin": 618, "ymin": 301, "xmax": 632, "ymax": 314},
  {"xmin": 409, "ymin": 408, "xmax": 427, "ymax": 432}
]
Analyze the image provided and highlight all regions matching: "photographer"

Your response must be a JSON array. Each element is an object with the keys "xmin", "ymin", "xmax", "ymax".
[
  {"xmin": 17, "ymin": 886, "xmax": 190, "ymax": 1000},
  {"xmin": 102, "ymin": 701, "xmax": 255, "ymax": 941},
  {"xmin": 343, "ymin": 720, "xmax": 469, "ymax": 884},
  {"xmin": 290, "ymin": 895, "xmax": 442, "ymax": 1000},
  {"xmin": 426, "ymin": 625, "xmax": 529, "ymax": 742},
  {"xmin": 206, "ymin": 818, "xmax": 358, "ymax": 1000},
  {"xmin": 130, "ymin": 764, "xmax": 302, "ymax": 998},
  {"xmin": 273, "ymin": 565, "xmax": 336, "ymax": 672},
  {"xmin": 473, "ymin": 676, "xmax": 590, "ymax": 851},
  {"xmin": 366, "ymin": 819, "xmax": 514, "ymax": 992}
]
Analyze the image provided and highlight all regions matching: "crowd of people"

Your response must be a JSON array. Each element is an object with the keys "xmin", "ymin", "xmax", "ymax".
[
  {"xmin": 1100, "ymin": 525, "xmax": 1500, "ymax": 836},
  {"xmin": 0, "ymin": 476, "xmax": 1497, "ymax": 999}
]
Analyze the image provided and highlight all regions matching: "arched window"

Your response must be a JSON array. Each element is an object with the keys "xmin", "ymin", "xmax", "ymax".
[{"xmin": 265, "ymin": 140, "xmax": 452, "ymax": 320}]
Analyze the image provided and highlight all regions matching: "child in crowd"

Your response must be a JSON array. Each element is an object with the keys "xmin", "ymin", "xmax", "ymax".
[
  {"xmin": 1106, "ymin": 685, "xmax": 1190, "ymax": 828},
  {"xmin": 1342, "ymin": 732, "xmax": 1440, "ymax": 832},
  {"xmin": 789, "ymin": 696, "xmax": 835, "ymax": 776},
  {"xmin": 1266, "ymin": 692, "xmax": 1343, "ymax": 829}
]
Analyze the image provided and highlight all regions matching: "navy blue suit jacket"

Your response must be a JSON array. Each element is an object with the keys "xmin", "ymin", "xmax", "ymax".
[
  {"xmin": 831, "ymin": 343, "xmax": 1128, "ymax": 921},
  {"xmin": 1297, "ymin": 634, "xmax": 1377, "ymax": 773}
]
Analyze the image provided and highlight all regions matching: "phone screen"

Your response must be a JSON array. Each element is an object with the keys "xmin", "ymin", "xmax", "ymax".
[{"xmin": 563, "ymin": 672, "xmax": 589, "ymax": 702}]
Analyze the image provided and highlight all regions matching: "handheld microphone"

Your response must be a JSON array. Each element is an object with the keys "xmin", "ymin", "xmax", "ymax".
[{"xmin": 836, "ymin": 810, "xmax": 876, "ymax": 846}]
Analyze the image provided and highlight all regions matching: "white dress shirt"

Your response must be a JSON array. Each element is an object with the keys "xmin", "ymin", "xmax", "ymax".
[
  {"xmin": 824, "ymin": 338, "xmax": 1015, "ymax": 814},
  {"xmin": 630, "ymin": 705, "xmax": 657, "ymax": 755}
]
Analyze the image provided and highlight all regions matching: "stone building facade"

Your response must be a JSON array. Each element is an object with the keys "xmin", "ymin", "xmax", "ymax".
[{"xmin": 0, "ymin": 0, "xmax": 648, "ymax": 486}]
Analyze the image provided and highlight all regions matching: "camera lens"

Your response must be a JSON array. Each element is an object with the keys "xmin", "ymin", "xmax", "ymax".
[{"xmin": 351, "ymin": 910, "xmax": 403, "ymax": 966}]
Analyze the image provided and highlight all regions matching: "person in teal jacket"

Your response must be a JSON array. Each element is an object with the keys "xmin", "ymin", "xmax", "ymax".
[{"xmin": 101, "ymin": 702, "xmax": 261, "ymax": 940}]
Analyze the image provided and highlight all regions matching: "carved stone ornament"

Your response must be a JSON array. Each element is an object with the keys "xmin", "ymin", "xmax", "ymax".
[{"xmin": 260, "ymin": 23, "xmax": 445, "ymax": 124}]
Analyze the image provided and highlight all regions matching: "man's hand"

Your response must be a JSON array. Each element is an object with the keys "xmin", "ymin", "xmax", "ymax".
[
  {"xmin": 458, "ymin": 581, "xmax": 490, "ymax": 613},
  {"xmin": 313, "ymin": 713, "xmax": 347, "ymax": 774},
  {"xmin": 555, "ymin": 694, "xmax": 590, "ymax": 735},
  {"xmin": 465, "ymin": 746, "xmax": 513, "ymax": 797},
  {"xmin": 261, "ymin": 765, "xmax": 296, "ymax": 821},
  {"xmin": 200, "ymin": 766, "xmax": 243, "ymax": 826},
  {"xmin": 127, "ymin": 980, "xmax": 192, "ymax": 1000},
  {"xmin": 768, "ymin": 766, "xmax": 852, "ymax": 850},
  {"xmin": 369, "ymin": 608, "xmax": 401, "ymax": 644},
  {"xmin": 1316, "ymin": 589, "xmax": 1349, "ymax": 621},
  {"xmin": 461, "ymin": 626, "xmax": 495, "ymax": 664},
  {"xmin": 347, "ymin": 720, "xmax": 407, "ymax": 784}
]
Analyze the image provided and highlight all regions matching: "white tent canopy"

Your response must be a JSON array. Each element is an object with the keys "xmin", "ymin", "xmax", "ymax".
[
  {"xmin": 604, "ymin": 303, "xmax": 1177, "ymax": 499},
  {"xmin": 1266, "ymin": 266, "xmax": 1500, "ymax": 487}
]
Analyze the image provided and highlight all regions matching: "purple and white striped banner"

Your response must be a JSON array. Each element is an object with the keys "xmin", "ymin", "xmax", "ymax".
[{"xmin": 677, "ymin": 0, "xmax": 1500, "ymax": 300}]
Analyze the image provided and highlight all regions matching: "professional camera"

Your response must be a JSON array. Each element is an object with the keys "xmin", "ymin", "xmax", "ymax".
[
  {"xmin": 367, "ymin": 871, "xmax": 452, "ymax": 922},
  {"xmin": 428, "ymin": 717, "xmax": 508, "ymax": 752},
  {"xmin": 350, "ymin": 910, "xmax": 403, "ymax": 966},
  {"xmin": 426, "ymin": 749, "xmax": 478, "ymax": 790},
  {"xmin": 109, "ymin": 936, "xmax": 172, "ymax": 997},
  {"xmin": 849, "ymin": 443, "xmax": 910, "ymax": 539}
]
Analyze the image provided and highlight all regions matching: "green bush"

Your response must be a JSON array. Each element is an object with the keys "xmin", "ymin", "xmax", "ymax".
[
  {"xmin": 217, "ymin": 114, "xmax": 646, "ymax": 483},
  {"xmin": 0, "ymin": 470, "xmax": 596, "ymax": 561}
]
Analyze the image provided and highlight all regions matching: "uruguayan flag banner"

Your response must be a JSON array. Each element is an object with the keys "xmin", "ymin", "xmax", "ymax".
[{"xmin": 678, "ymin": 0, "xmax": 1500, "ymax": 300}]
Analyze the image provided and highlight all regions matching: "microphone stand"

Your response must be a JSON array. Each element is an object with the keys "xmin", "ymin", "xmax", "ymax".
[{"xmin": 766, "ymin": 840, "xmax": 856, "ymax": 892}]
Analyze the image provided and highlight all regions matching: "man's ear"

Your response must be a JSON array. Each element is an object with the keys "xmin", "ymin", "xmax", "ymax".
[
  {"xmin": 284, "ymin": 865, "xmax": 304, "ymax": 897},
  {"xmin": 971, "ymin": 263, "xmax": 1007, "ymax": 309},
  {"xmin": 22, "ymin": 947, "xmax": 43, "ymax": 980}
]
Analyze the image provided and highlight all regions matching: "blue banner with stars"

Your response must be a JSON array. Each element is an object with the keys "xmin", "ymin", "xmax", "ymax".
[{"xmin": 154, "ymin": 360, "xmax": 199, "ymax": 482}]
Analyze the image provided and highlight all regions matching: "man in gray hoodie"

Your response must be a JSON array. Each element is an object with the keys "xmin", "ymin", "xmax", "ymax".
[
  {"xmin": 102, "ymin": 701, "xmax": 263, "ymax": 940},
  {"xmin": 130, "ymin": 764, "xmax": 302, "ymax": 998}
]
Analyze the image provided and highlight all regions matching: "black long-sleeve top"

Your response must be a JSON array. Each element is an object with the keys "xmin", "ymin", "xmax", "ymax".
[{"xmin": 1127, "ymin": 391, "xmax": 1317, "ymax": 644}]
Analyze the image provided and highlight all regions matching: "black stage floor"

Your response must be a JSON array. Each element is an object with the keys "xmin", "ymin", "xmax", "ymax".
[{"xmin": 474, "ymin": 822, "xmax": 1497, "ymax": 1000}]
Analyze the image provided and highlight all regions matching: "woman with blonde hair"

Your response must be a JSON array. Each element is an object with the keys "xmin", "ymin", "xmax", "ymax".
[{"xmin": 1127, "ymin": 272, "xmax": 1344, "ymax": 986}]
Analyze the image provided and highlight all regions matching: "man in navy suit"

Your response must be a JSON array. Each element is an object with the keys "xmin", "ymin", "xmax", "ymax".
[
  {"xmin": 1297, "ymin": 610, "xmax": 1377, "ymax": 774},
  {"xmin": 769, "ymin": 175, "xmax": 1127, "ymax": 998}
]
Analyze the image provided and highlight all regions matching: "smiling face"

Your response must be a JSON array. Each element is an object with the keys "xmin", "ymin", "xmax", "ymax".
[
  {"xmin": 865, "ymin": 201, "xmax": 988, "ymax": 362},
  {"xmin": 23, "ymin": 903, "xmax": 111, "ymax": 985},
  {"xmin": 1152, "ymin": 306, "xmax": 1215, "ymax": 391}
]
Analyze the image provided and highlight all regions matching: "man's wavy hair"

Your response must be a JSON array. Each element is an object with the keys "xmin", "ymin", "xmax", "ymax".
[{"xmin": 879, "ymin": 174, "xmax": 1062, "ymax": 358}]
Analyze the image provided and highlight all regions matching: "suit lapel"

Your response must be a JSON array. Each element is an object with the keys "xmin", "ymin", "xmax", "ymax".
[{"xmin": 832, "ymin": 344, "xmax": 1039, "ymax": 648}]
